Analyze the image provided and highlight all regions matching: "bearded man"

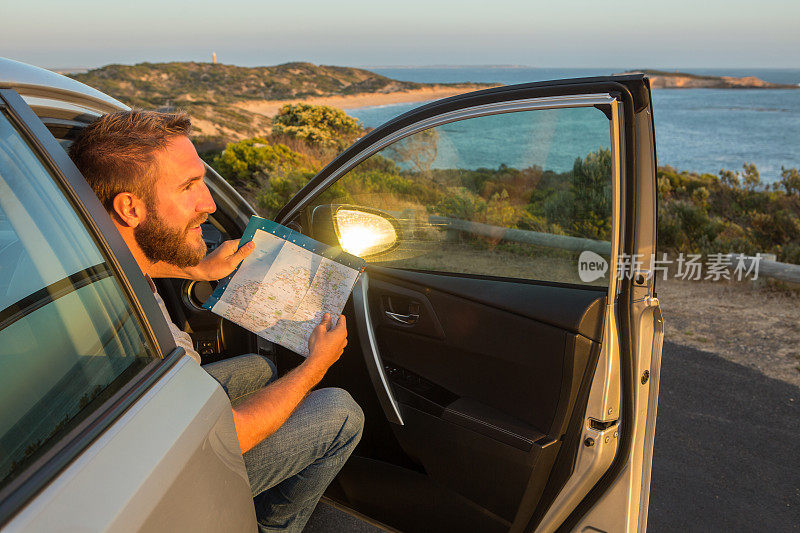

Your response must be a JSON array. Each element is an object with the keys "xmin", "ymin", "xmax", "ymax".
[{"xmin": 69, "ymin": 110, "xmax": 363, "ymax": 533}]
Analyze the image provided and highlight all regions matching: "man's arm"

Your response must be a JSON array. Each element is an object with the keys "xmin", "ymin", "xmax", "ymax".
[
  {"xmin": 149, "ymin": 239, "xmax": 255, "ymax": 280},
  {"xmin": 232, "ymin": 313, "xmax": 348, "ymax": 454}
]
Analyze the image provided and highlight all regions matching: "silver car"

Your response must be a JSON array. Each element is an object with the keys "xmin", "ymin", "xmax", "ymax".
[{"xmin": 0, "ymin": 58, "xmax": 663, "ymax": 532}]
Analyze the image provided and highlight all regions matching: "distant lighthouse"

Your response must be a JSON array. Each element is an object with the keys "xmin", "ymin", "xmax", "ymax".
[{"xmin": 212, "ymin": 52, "xmax": 217, "ymax": 64}]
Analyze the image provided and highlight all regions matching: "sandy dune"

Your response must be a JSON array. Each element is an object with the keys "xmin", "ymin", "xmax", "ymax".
[{"xmin": 235, "ymin": 85, "xmax": 497, "ymax": 116}]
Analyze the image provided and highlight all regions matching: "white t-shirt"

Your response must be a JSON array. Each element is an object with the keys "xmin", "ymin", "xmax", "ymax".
[{"xmin": 146, "ymin": 275, "xmax": 202, "ymax": 364}]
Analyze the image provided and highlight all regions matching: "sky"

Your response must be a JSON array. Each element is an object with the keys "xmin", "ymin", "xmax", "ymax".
[{"xmin": 2, "ymin": 0, "xmax": 799, "ymax": 70}]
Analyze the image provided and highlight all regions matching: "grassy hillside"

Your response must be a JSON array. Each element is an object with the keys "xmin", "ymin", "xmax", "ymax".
[
  {"xmin": 69, "ymin": 61, "xmax": 427, "ymax": 108},
  {"xmin": 67, "ymin": 62, "xmax": 486, "ymax": 144}
]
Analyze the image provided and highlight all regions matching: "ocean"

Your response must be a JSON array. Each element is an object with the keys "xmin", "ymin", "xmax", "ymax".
[{"xmin": 345, "ymin": 67, "xmax": 800, "ymax": 183}]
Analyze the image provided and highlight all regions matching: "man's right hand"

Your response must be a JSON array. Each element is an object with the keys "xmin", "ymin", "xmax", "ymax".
[{"xmin": 305, "ymin": 313, "xmax": 348, "ymax": 378}]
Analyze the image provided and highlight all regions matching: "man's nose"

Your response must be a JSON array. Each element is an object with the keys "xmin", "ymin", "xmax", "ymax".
[{"xmin": 198, "ymin": 180, "xmax": 217, "ymax": 214}]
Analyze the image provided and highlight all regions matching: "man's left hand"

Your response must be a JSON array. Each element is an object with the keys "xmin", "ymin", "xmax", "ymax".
[{"xmin": 190, "ymin": 239, "xmax": 255, "ymax": 281}]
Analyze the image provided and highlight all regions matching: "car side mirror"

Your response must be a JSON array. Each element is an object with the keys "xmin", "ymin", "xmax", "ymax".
[{"xmin": 311, "ymin": 204, "xmax": 401, "ymax": 259}]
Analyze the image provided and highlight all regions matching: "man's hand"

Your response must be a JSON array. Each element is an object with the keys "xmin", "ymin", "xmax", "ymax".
[
  {"xmin": 304, "ymin": 313, "xmax": 348, "ymax": 380},
  {"xmin": 190, "ymin": 239, "xmax": 255, "ymax": 281}
]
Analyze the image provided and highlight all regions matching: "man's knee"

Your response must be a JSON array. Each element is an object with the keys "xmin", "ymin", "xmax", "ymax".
[
  {"xmin": 235, "ymin": 353, "xmax": 276, "ymax": 382},
  {"xmin": 315, "ymin": 388, "xmax": 364, "ymax": 445},
  {"xmin": 257, "ymin": 355, "xmax": 278, "ymax": 383},
  {"xmin": 232, "ymin": 354, "xmax": 277, "ymax": 390},
  {"xmin": 203, "ymin": 354, "xmax": 277, "ymax": 404}
]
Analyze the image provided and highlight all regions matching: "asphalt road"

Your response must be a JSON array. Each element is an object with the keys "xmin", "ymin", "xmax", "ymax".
[
  {"xmin": 648, "ymin": 341, "xmax": 799, "ymax": 531},
  {"xmin": 306, "ymin": 341, "xmax": 800, "ymax": 532}
]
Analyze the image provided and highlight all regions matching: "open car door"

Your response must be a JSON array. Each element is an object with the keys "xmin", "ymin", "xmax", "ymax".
[{"xmin": 274, "ymin": 75, "xmax": 664, "ymax": 532}]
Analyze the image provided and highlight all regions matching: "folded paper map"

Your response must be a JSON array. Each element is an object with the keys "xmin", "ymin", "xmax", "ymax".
[{"xmin": 203, "ymin": 216, "xmax": 365, "ymax": 356}]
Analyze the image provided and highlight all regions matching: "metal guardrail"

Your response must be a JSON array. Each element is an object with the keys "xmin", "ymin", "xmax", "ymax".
[
  {"xmin": 724, "ymin": 254, "xmax": 800, "ymax": 284},
  {"xmin": 426, "ymin": 215, "xmax": 612, "ymax": 255},
  {"xmin": 412, "ymin": 213, "xmax": 800, "ymax": 284}
]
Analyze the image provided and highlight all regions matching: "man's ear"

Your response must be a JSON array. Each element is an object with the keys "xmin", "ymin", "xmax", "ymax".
[{"xmin": 111, "ymin": 192, "xmax": 147, "ymax": 228}]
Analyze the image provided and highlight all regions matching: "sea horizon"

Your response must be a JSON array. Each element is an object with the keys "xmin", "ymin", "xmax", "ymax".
[
  {"xmin": 41, "ymin": 60, "xmax": 800, "ymax": 81},
  {"xmin": 31, "ymin": 60, "xmax": 800, "ymax": 181},
  {"xmin": 350, "ymin": 66, "xmax": 800, "ymax": 182}
]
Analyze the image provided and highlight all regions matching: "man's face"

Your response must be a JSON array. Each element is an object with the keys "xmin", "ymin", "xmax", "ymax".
[{"xmin": 133, "ymin": 136, "xmax": 216, "ymax": 267}]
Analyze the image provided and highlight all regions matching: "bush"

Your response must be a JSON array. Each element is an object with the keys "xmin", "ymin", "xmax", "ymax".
[
  {"xmin": 212, "ymin": 138, "xmax": 312, "ymax": 188},
  {"xmin": 655, "ymin": 164, "xmax": 800, "ymax": 263},
  {"xmin": 255, "ymin": 170, "xmax": 316, "ymax": 218},
  {"xmin": 211, "ymin": 138, "xmax": 317, "ymax": 218},
  {"xmin": 434, "ymin": 187, "xmax": 487, "ymax": 220},
  {"xmin": 570, "ymin": 149, "xmax": 612, "ymax": 240},
  {"xmin": 523, "ymin": 149, "xmax": 612, "ymax": 240},
  {"xmin": 272, "ymin": 103, "xmax": 363, "ymax": 149},
  {"xmin": 779, "ymin": 167, "xmax": 800, "ymax": 195}
]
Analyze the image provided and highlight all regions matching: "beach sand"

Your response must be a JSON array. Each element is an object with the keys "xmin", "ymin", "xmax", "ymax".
[{"xmin": 234, "ymin": 85, "xmax": 498, "ymax": 116}]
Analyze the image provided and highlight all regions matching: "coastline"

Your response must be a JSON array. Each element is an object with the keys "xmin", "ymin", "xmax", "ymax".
[
  {"xmin": 621, "ymin": 70, "xmax": 799, "ymax": 89},
  {"xmin": 231, "ymin": 74, "xmax": 799, "ymax": 122},
  {"xmin": 234, "ymin": 85, "xmax": 498, "ymax": 116}
]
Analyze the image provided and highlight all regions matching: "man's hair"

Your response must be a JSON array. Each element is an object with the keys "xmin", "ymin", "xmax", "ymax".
[{"xmin": 69, "ymin": 110, "xmax": 192, "ymax": 212}]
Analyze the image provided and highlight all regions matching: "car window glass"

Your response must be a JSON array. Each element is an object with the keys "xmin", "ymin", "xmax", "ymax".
[
  {"xmin": 0, "ymin": 111, "xmax": 157, "ymax": 489},
  {"xmin": 308, "ymin": 106, "xmax": 613, "ymax": 286}
]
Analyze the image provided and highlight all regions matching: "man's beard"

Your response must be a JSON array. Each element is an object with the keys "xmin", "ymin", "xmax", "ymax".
[{"xmin": 134, "ymin": 207, "xmax": 207, "ymax": 268}]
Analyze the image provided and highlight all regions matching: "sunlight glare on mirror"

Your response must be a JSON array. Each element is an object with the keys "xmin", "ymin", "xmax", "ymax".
[{"xmin": 335, "ymin": 209, "xmax": 397, "ymax": 257}]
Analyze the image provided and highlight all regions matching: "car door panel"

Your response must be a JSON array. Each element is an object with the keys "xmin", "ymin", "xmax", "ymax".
[
  {"xmin": 372, "ymin": 276, "xmax": 567, "ymax": 431},
  {"xmin": 336, "ymin": 455, "xmax": 512, "ymax": 533},
  {"xmin": 369, "ymin": 267, "xmax": 606, "ymax": 341},
  {"xmin": 368, "ymin": 267, "xmax": 605, "ymax": 427},
  {"xmin": 6, "ymin": 358, "xmax": 256, "ymax": 532},
  {"xmin": 361, "ymin": 268, "xmax": 603, "ymax": 521}
]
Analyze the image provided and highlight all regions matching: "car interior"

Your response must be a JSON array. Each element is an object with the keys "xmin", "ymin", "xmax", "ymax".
[{"xmin": 30, "ymin": 104, "xmax": 610, "ymax": 533}]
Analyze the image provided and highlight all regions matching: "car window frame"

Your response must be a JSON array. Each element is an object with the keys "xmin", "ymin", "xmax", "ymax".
[
  {"xmin": 0, "ymin": 89, "xmax": 185, "ymax": 526},
  {"xmin": 298, "ymin": 97, "xmax": 620, "ymax": 288}
]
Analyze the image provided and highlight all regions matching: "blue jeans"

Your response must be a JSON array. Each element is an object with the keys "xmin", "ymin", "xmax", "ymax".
[{"xmin": 203, "ymin": 354, "xmax": 364, "ymax": 532}]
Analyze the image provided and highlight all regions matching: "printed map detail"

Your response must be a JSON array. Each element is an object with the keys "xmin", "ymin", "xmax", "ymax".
[{"xmin": 204, "ymin": 218, "xmax": 363, "ymax": 356}]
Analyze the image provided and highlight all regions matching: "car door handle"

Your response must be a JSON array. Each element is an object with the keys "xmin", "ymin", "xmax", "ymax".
[{"xmin": 385, "ymin": 310, "xmax": 419, "ymax": 325}]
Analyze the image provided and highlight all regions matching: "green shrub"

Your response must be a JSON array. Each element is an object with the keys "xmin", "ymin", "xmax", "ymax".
[
  {"xmin": 211, "ymin": 138, "xmax": 317, "ymax": 218},
  {"xmin": 655, "ymin": 163, "xmax": 800, "ymax": 263},
  {"xmin": 778, "ymin": 167, "xmax": 800, "ymax": 195},
  {"xmin": 272, "ymin": 103, "xmax": 363, "ymax": 149},
  {"xmin": 255, "ymin": 170, "xmax": 316, "ymax": 218},
  {"xmin": 211, "ymin": 138, "xmax": 312, "ymax": 188}
]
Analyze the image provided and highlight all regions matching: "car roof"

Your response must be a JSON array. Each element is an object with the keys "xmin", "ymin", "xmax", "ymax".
[
  {"xmin": 0, "ymin": 57, "xmax": 127, "ymax": 115},
  {"xmin": 0, "ymin": 57, "xmax": 257, "ymax": 226}
]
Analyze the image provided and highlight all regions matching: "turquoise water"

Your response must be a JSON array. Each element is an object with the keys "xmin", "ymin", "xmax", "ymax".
[
  {"xmin": 388, "ymin": 106, "xmax": 609, "ymax": 174},
  {"xmin": 348, "ymin": 67, "xmax": 800, "ymax": 182}
]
